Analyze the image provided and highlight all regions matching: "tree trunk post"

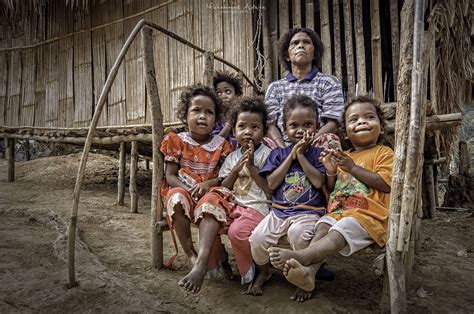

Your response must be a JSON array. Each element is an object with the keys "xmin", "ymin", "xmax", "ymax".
[
  {"xmin": 118, "ymin": 142, "xmax": 126, "ymax": 206},
  {"xmin": 129, "ymin": 141, "xmax": 138, "ymax": 213},
  {"xmin": 142, "ymin": 26, "xmax": 165, "ymax": 269},
  {"xmin": 6, "ymin": 138, "xmax": 15, "ymax": 182}
]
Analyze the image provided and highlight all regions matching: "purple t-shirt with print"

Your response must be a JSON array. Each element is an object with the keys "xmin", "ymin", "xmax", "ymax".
[{"xmin": 259, "ymin": 145, "xmax": 327, "ymax": 219}]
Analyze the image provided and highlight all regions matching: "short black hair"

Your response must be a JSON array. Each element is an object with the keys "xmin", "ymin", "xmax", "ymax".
[
  {"xmin": 176, "ymin": 83, "xmax": 221, "ymax": 125},
  {"xmin": 213, "ymin": 70, "xmax": 243, "ymax": 96},
  {"xmin": 278, "ymin": 28, "xmax": 324, "ymax": 72},
  {"xmin": 283, "ymin": 95, "xmax": 319, "ymax": 129},
  {"xmin": 227, "ymin": 96, "xmax": 268, "ymax": 134},
  {"xmin": 341, "ymin": 95, "xmax": 386, "ymax": 146}
]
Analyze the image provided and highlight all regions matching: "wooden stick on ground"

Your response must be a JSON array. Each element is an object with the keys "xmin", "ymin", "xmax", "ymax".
[
  {"xmin": 129, "ymin": 141, "xmax": 138, "ymax": 214},
  {"xmin": 117, "ymin": 142, "xmax": 126, "ymax": 206}
]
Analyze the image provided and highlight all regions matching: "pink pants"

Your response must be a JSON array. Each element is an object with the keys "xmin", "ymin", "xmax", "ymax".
[{"xmin": 227, "ymin": 204, "xmax": 264, "ymax": 283}]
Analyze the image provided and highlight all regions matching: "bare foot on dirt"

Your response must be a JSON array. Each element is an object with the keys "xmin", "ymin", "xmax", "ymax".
[
  {"xmin": 178, "ymin": 265, "xmax": 206, "ymax": 294},
  {"xmin": 268, "ymin": 247, "xmax": 298, "ymax": 269},
  {"xmin": 283, "ymin": 258, "xmax": 316, "ymax": 292},
  {"xmin": 220, "ymin": 258, "xmax": 234, "ymax": 281},
  {"xmin": 243, "ymin": 265, "xmax": 271, "ymax": 296},
  {"xmin": 290, "ymin": 287, "xmax": 314, "ymax": 302}
]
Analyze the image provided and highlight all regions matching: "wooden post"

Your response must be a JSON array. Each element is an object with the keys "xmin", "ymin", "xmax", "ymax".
[
  {"xmin": 6, "ymin": 138, "xmax": 14, "ymax": 182},
  {"xmin": 145, "ymin": 159, "xmax": 150, "ymax": 170},
  {"xmin": 343, "ymin": 0, "xmax": 355, "ymax": 98},
  {"xmin": 279, "ymin": 0, "xmax": 290, "ymax": 76},
  {"xmin": 333, "ymin": 0, "xmax": 342, "ymax": 80},
  {"xmin": 204, "ymin": 51, "xmax": 214, "ymax": 87},
  {"xmin": 292, "ymin": 0, "xmax": 302, "ymax": 28},
  {"xmin": 129, "ymin": 141, "xmax": 138, "ymax": 214},
  {"xmin": 390, "ymin": 0, "xmax": 400, "ymax": 100},
  {"xmin": 117, "ymin": 142, "xmax": 126, "ymax": 206},
  {"xmin": 320, "ymin": 0, "xmax": 332, "ymax": 74},
  {"xmin": 423, "ymin": 164, "xmax": 436, "ymax": 218},
  {"xmin": 370, "ymin": 0, "xmax": 383, "ymax": 100},
  {"xmin": 397, "ymin": 3, "xmax": 428, "ymax": 252},
  {"xmin": 262, "ymin": 0, "xmax": 273, "ymax": 89},
  {"xmin": 386, "ymin": 0, "xmax": 415, "ymax": 311},
  {"xmin": 305, "ymin": 0, "xmax": 314, "ymax": 30},
  {"xmin": 142, "ymin": 26, "xmax": 165, "ymax": 269},
  {"xmin": 354, "ymin": 0, "xmax": 366, "ymax": 95}
]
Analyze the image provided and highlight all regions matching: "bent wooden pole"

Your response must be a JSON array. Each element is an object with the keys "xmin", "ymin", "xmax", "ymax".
[
  {"xmin": 141, "ymin": 27, "xmax": 165, "ymax": 269},
  {"xmin": 130, "ymin": 141, "xmax": 138, "ymax": 213},
  {"xmin": 67, "ymin": 19, "xmax": 147, "ymax": 288}
]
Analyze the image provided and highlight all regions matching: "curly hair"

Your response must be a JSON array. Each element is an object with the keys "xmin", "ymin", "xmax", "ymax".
[
  {"xmin": 282, "ymin": 95, "xmax": 319, "ymax": 129},
  {"xmin": 176, "ymin": 83, "xmax": 221, "ymax": 125},
  {"xmin": 227, "ymin": 95, "xmax": 268, "ymax": 134},
  {"xmin": 341, "ymin": 95, "xmax": 387, "ymax": 146},
  {"xmin": 278, "ymin": 28, "xmax": 324, "ymax": 72},
  {"xmin": 212, "ymin": 70, "xmax": 243, "ymax": 96}
]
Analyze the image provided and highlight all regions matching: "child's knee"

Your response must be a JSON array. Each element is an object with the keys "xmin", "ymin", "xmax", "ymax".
[
  {"xmin": 228, "ymin": 223, "xmax": 249, "ymax": 242},
  {"xmin": 287, "ymin": 225, "xmax": 313, "ymax": 247}
]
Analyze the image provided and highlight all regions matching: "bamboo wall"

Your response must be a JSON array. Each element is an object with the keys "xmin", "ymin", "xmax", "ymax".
[
  {"xmin": 264, "ymin": 0, "xmax": 403, "ymax": 103},
  {"xmin": 0, "ymin": 0, "xmax": 256, "ymax": 128}
]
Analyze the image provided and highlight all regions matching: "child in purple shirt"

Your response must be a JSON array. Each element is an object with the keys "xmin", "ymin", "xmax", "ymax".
[{"xmin": 248, "ymin": 95, "xmax": 327, "ymax": 299}]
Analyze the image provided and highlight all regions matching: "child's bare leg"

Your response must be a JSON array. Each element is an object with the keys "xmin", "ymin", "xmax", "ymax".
[
  {"xmin": 178, "ymin": 213, "xmax": 220, "ymax": 293},
  {"xmin": 172, "ymin": 204, "xmax": 197, "ymax": 262},
  {"xmin": 284, "ymin": 258, "xmax": 321, "ymax": 299},
  {"xmin": 244, "ymin": 263, "xmax": 271, "ymax": 296}
]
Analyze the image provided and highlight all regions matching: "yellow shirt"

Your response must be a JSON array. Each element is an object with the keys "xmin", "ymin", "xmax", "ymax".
[{"xmin": 327, "ymin": 145, "xmax": 394, "ymax": 246}]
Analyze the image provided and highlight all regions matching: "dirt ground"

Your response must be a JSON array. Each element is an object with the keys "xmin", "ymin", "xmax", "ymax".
[{"xmin": 0, "ymin": 153, "xmax": 473, "ymax": 313}]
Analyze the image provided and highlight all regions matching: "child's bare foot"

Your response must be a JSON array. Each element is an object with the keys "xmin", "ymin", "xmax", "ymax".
[
  {"xmin": 283, "ymin": 258, "xmax": 317, "ymax": 292},
  {"xmin": 290, "ymin": 287, "xmax": 314, "ymax": 302},
  {"xmin": 178, "ymin": 265, "xmax": 207, "ymax": 293},
  {"xmin": 243, "ymin": 266, "xmax": 271, "ymax": 296},
  {"xmin": 220, "ymin": 258, "xmax": 234, "ymax": 280},
  {"xmin": 268, "ymin": 247, "xmax": 299, "ymax": 269}
]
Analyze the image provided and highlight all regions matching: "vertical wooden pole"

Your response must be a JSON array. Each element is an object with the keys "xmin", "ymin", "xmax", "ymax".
[
  {"xmin": 6, "ymin": 138, "xmax": 15, "ymax": 182},
  {"xmin": 424, "ymin": 164, "xmax": 436, "ymax": 218},
  {"xmin": 319, "ymin": 0, "xmax": 332, "ymax": 74},
  {"xmin": 24, "ymin": 140, "xmax": 31, "ymax": 161},
  {"xmin": 279, "ymin": 0, "xmax": 290, "ymax": 76},
  {"xmin": 354, "ymin": 0, "xmax": 366, "ymax": 95},
  {"xmin": 292, "ymin": 0, "xmax": 302, "ymax": 28},
  {"xmin": 390, "ymin": 0, "xmax": 400, "ymax": 100},
  {"xmin": 142, "ymin": 26, "xmax": 165, "ymax": 269},
  {"xmin": 262, "ymin": 0, "xmax": 274, "ymax": 89},
  {"xmin": 129, "ymin": 141, "xmax": 138, "ymax": 213},
  {"xmin": 305, "ymin": 0, "xmax": 314, "ymax": 30},
  {"xmin": 117, "ymin": 142, "xmax": 126, "ymax": 206},
  {"xmin": 333, "ymin": 0, "xmax": 342, "ymax": 80},
  {"xmin": 370, "ymin": 0, "xmax": 383, "ymax": 99},
  {"xmin": 204, "ymin": 51, "xmax": 214, "ymax": 87},
  {"xmin": 145, "ymin": 159, "xmax": 150, "ymax": 170},
  {"xmin": 386, "ymin": 0, "xmax": 415, "ymax": 311},
  {"xmin": 343, "ymin": 0, "xmax": 355, "ymax": 98},
  {"xmin": 268, "ymin": 0, "xmax": 279, "ymax": 80}
]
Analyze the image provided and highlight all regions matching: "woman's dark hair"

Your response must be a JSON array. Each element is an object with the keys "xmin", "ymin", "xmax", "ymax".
[
  {"xmin": 341, "ymin": 95, "xmax": 386, "ymax": 146},
  {"xmin": 278, "ymin": 28, "xmax": 324, "ymax": 72},
  {"xmin": 227, "ymin": 96, "xmax": 268, "ymax": 134},
  {"xmin": 176, "ymin": 83, "xmax": 221, "ymax": 125},
  {"xmin": 282, "ymin": 95, "xmax": 319, "ymax": 129},
  {"xmin": 213, "ymin": 70, "xmax": 243, "ymax": 96}
]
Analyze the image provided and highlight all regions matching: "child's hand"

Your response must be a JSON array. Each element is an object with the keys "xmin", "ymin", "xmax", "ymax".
[
  {"xmin": 244, "ymin": 140, "xmax": 255, "ymax": 168},
  {"xmin": 319, "ymin": 149, "xmax": 338, "ymax": 174},
  {"xmin": 232, "ymin": 152, "xmax": 249, "ymax": 174},
  {"xmin": 293, "ymin": 131, "xmax": 315, "ymax": 159},
  {"xmin": 190, "ymin": 181, "xmax": 212, "ymax": 201},
  {"xmin": 331, "ymin": 149, "xmax": 356, "ymax": 173}
]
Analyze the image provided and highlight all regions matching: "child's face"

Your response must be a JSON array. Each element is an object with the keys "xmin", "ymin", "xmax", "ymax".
[
  {"xmin": 344, "ymin": 102, "xmax": 383, "ymax": 151},
  {"xmin": 234, "ymin": 112, "xmax": 264, "ymax": 150},
  {"xmin": 285, "ymin": 106, "xmax": 319, "ymax": 145},
  {"xmin": 215, "ymin": 82, "xmax": 236, "ymax": 109},
  {"xmin": 186, "ymin": 95, "xmax": 216, "ymax": 141}
]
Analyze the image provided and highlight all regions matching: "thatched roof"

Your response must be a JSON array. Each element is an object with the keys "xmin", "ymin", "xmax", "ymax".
[
  {"xmin": 428, "ymin": 0, "xmax": 473, "ymax": 167},
  {"xmin": 0, "ymin": 0, "xmax": 91, "ymax": 22}
]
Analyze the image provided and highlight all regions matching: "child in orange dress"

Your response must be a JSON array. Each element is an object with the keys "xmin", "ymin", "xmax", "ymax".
[
  {"xmin": 268, "ymin": 95, "xmax": 394, "ymax": 302},
  {"xmin": 160, "ymin": 84, "xmax": 233, "ymax": 294}
]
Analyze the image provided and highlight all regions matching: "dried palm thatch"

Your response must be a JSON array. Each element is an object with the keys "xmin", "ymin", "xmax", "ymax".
[
  {"xmin": 428, "ymin": 0, "xmax": 473, "ymax": 169},
  {"xmin": 0, "ymin": 0, "xmax": 92, "ymax": 23}
]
